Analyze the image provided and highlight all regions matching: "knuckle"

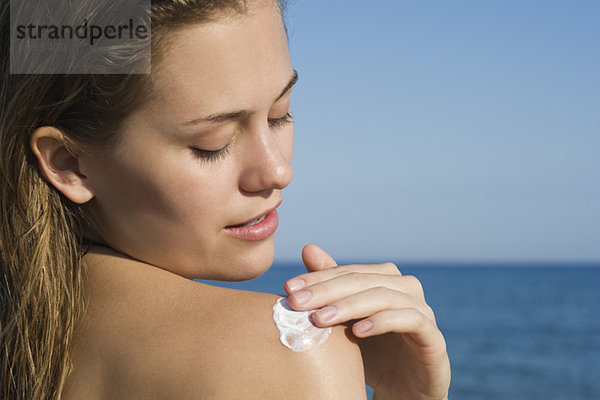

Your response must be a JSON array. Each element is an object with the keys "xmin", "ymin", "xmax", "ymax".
[
  {"xmin": 423, "ymin": 303, "xmax": 434, "ymax": 317},
  {"xmin": 424, "ymin": 304, "xmax": 437, "ymax": 323},
  {"xmin": 403, "ymin": 275, "xmax": 422, "ymax": 288},
  {"xmin": 407, "ymin": 308, "xmax": 428, "ymax": 329},
  {"xmin": 380, "ymin": 262, "xmax": 401, "ymax": 275},
  {"xmin": 403, "ymin": 275, "xmax": 425, "ymax": 297}
]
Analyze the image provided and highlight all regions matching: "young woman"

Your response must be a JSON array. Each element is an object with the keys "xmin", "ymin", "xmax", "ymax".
[{"xmin": 0, "ymin": 0, "xmax": 450, "ymax": 399}]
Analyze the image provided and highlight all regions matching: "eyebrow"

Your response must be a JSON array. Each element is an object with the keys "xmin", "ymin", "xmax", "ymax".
[{"xmin": 183, "ymin": 70, "xmax": 299, "ymax": 126}]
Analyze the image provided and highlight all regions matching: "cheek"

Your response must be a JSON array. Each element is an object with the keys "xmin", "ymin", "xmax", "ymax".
[
  {"xmin": 168, "ymin": 157, "xmax": 245, "ymax": 219},
  {"xmin": 175, "ymin": 177, "xmax": 227, "ymax": 217},
  {"xmin": 93, "ymin": 152, "xmax": 220, "ymax": 223}
]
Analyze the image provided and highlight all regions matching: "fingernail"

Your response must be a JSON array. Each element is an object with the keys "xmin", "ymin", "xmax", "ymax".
[
  {"xmin": 355, "ymin": 320, "xmax": 373, "ymax": 335},
  {"xmin": 315, "ymin": 306, "xmax": 337, "ymax": 322},
  {"xmin": 290, "ymin": 290, "xmax": 312, "ymax": 304},
  {"xmin": 286, "ymin": 278, "xmax": 306, "ymax": 292}
]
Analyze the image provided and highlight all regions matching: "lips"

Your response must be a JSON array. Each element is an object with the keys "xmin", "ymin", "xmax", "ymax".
[
  {"xmin": 224, "ymin": 203, "xmax": 281, "ymax": 241},
  {"xmin": 227, "ymin": 213, "xmax": 268, "ymax": 228}
]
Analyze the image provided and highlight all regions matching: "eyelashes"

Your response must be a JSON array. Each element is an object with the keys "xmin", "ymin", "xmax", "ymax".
[
  {"xmin": 191, "ymin": 145, "xmax": 231, "ymax": 162},
  {"xmin": 268, "ymin": 111, "xmax": 293, "ymax": 128},
  {"xmin": 191, "ymin": 112, "xmax": 293, "ymax": 163}
]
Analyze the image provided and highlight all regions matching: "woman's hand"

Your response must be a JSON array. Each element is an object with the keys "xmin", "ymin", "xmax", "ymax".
[{"xmin": 284, "ymin": 244, "xmax": 451, "ymax": 400}]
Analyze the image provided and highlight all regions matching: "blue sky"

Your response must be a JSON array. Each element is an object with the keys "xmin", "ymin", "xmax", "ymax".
[{"xmin": 273, "ymin": 1, "xmax": 600, "ymax": 263}]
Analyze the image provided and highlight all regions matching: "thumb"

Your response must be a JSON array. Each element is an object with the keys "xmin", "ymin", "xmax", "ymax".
[{"xmin": 302, "ymin": 243, "xmax": 338, "ymax": 272}]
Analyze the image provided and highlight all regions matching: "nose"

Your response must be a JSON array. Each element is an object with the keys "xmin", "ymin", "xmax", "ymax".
[{"xmin": 238, "ymin": 127, "xmax": 293, "ymax": 195}]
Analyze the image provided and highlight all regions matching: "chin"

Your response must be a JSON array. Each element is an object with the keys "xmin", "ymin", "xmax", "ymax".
[
  {"xmin": 225, "ymin": 240, "xmax": 275, "ymax": 282},
  {"xmin": 223, "ymin": 246, "xmax": 274, "ymax": 282},
  {"xmin": 190, "ymin": 239, "xmax": 276, "ymax": 282}
]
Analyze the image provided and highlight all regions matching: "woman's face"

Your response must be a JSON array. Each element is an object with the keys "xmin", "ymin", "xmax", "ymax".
[{"xmin": 81, "ymin": 1, "xmax": 295, "ymax": 280}]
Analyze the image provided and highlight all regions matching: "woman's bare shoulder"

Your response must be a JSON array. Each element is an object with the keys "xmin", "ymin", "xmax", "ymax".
[{"xmin": 65, "ymin": 247, "xmax": 366, "ymax": 400}]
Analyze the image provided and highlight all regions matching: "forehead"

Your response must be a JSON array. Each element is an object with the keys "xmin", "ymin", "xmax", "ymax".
[{"xmin": 147, "ymin": 2, "xmax": 292, "ymax": 121}]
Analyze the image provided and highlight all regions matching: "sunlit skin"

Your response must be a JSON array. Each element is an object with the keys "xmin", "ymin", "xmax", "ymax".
[
  {"xmin": 79, "ymin": 4, "xmax": 295, "ymax": 280},
  {"xmin": 29, "ymin": 1, "xmax": 451, "ymax": 398}
]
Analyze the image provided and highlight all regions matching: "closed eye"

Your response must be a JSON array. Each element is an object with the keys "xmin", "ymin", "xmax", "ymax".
[
  {"xmin": 191, "ymin": 111, "xmax": 293, "ymax": 162},
  {"xmin": 268, "ymin": 112, "xmax": 293, "ymax": 128},
  {"xmin": 190, "ymin": 144, "xmax": 231, "ymax": 162}
]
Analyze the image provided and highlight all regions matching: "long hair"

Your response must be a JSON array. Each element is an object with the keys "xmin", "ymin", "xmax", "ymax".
[{"xmin": 0, "ymin": 1, "xmax": 285, "ymax": 398}]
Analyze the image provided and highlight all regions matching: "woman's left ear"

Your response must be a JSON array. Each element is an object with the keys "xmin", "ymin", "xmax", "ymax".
[{"xmin": 29, "ymin": 126, "xmax": 95, "ymax": 204}]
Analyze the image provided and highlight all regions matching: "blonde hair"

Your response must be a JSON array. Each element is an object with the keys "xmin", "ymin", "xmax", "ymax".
[{"xmin": 0, "ymin": 1, "xmax": 285, "ymax": 398}]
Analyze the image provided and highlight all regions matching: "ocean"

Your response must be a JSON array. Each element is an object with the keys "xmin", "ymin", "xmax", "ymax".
[{"xmin": 199, "ymin": 263, "xmax": 600, "ymax": 399}]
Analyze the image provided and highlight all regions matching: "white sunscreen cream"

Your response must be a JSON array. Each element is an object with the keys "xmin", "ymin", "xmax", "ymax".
[{"xmin": 272, "ymin": 297, "xmax": 331, "ymax": 352}]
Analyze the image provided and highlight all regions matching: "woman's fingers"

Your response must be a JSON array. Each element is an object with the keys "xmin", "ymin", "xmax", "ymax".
[
  {"xmin": 285, "ymin": 257, "xmax": 441, "ymax": 350},
  {"xmin": 352, "ymin": 308, "xmax": 446, "ymax": 351},
  {"xmin": 309, "ymin": 286, "xmax": 436, "ymax": 328},
  {"xmin": 285, "ymin": 262, "xmax": 402, "ymax": 293},
  {"xmin": 286, "ymin": 272, "xmax": 426, "ymax": 311}
]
